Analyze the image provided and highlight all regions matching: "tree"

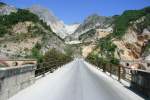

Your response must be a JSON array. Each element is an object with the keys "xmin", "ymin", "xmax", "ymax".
[
  {"xmin": 98, "ymin": 35, "xmax": 119, "ymax": 74},
  {"xmin": 43, "ymin": 48, "xmax": 72, "ymax": 72}
]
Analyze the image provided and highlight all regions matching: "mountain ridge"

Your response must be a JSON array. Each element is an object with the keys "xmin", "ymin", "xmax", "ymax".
[
  {"xmin": 70, "ymin": 14, "xmax": 113, "ymax": 39},
  {"xmin": 0, "ymin": 3, "xmax": 68, "ymax": 59},
  {"xmin": 28, "ymin": 5, "xmax": 79, "ymax": 38}
]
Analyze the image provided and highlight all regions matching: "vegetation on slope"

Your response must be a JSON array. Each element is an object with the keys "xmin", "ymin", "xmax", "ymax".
[
  {"xmin": 0, "ymin": 2, "xmax": 6, "ymax": 7},
  {"xmin": 86, "ymin": 34, "xmax": 119, "ymax": 72},
  {"xmin": 31, "ymin": 42, "xmax": 43, "ymax": 62},
  {"xmin": 86, "ymin": 6, "xmax": 150, "ymax": 72},
  {"xmin": 0, "ymin": 9, "xmax": 52, "ymax": 37},
  {"xmin": 0, "ymin": 3, "xmax": 72, "ymax": 74},
  {"xmin": 112, "ymin": 6, "xmax": 150, "ymax": 38},
  {"xmin": 79, "ymin": 29, "xmax": 96, "ymax": 41}
]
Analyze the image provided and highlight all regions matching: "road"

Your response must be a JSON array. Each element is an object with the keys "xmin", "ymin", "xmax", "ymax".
[{"xmin": 9, "ymin": 59, "xmax": 144, "ymax": 100}]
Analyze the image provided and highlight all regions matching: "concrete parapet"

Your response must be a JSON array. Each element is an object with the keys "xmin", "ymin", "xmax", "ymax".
[{"xmin": 0, "ymin": 64, "xmax": 36, "ymax": 100}]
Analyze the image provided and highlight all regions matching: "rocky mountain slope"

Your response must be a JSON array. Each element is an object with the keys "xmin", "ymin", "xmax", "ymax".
[
  {"xmin": 78, "ymin": 27, "xmax": 113, "ymax": 43},
  {"xmin": 0, "ymin": 2, "xmax": 149, "ymax": 62},
  {"xmin": 0, "ymin": 3, "xmax": 67, "ymax": 58},
  {"xmin": 0, "ymin": 2, "xmax": 17, "ymax": 15},
  {"xmin": 70, "ymin": 14, "xmax": 113, "ymax": 39},
  {"xmin": 28, "ymin": 5, "xmax": 79, "ymax": 38},
  {"xmin": 65, "ymin": 24, "xmax": 80, "ymax": 35},
  {"xmin": 85, "ymin": 7, "xmax": 150, "ymax": 61}
]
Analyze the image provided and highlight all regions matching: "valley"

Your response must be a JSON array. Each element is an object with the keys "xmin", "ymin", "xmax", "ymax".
[
  {"xmin": 0, "ymin": 1, "xmax": 150, "ymax": 100},
  {"xmin": 0, "ymin": 2, "xmax": 150, "ymax": 71}
]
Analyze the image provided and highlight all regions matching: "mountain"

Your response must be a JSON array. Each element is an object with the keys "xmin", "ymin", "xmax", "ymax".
[
  {"xmin": 28, "ymin": 5, "xmax": 79, "ymax": 38},
  {"xmin": 0, "ymin": 2, "xmax": 149, "ymax": 62},
  {"xmin": 65, "ymin": 24, "xmax": 80, "ymax": 35},
  {"xmin": 0, "ymin": 2, "xmax": 17, "ymax": 15},
  {"xmin": 28, "ymin": 5, "xmax": 68, "ymax": 38},
  {"xmin": 85, "ymin": 7, "xmax": 150, "ymax": 61},
  {"xmin": 71, "ymin": 14, "xmax": 113, "ymax": 39},
  {"xmin": 0, "ymin": 3, "xmax": 67, "ymax": 58}
]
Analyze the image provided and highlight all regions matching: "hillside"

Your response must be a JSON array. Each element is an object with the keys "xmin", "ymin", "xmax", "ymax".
[
  {"xmin": 86, "ymin": 7, "xmax": 150, "ymax": 66},
  {"xmin": 0, "ymin": 2, "xmax": 16, "ymax": 15},
  {"xmin": 0, "ymin": 2, "xmax": 149, "ymax": 63},
  {"xmin": 0, "ymin": 4, "xmax": 67, "ymax": 59},
  {"xmin": 70, "ymin": 14, "xmax": 113, "ymax": 40},
  {"xmin": 28, "ymin": 5, "xmax": 79, "ymax": 38}
]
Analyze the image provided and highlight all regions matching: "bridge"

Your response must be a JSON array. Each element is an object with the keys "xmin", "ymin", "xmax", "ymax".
[{"xmin": 0, "ymin": 59, "xmax": 150, "ymax": 100}]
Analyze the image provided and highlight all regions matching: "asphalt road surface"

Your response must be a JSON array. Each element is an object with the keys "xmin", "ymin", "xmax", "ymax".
[{"xmin": 9, "ymin": 59, "xmax": 144, "ymax": 100}]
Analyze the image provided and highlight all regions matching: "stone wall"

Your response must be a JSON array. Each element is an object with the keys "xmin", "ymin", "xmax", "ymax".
[{"xmin": 0, "ymin": 64, "xmax": 36, "ymax": 100}]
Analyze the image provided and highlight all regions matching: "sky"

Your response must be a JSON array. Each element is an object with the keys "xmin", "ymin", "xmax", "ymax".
[{"xmin": 1, "ymin": 0, "xmax": 150, "ymax": 24}]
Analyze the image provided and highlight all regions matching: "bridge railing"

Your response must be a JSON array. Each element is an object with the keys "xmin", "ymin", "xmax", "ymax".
[
  {"xmin": 98, "ymin": 64, "xmax": 132, "ymax": 82},
  {"xmin": 99, "ymin": 64, "xmax": 150, "ymax": 97},
  {"xmin": 120, "ymin": 66, "xmax": 132, "ymax": 82},
  {"xmin": 35, "ymin": 61, "xmax": 71, "ymax": 77}
]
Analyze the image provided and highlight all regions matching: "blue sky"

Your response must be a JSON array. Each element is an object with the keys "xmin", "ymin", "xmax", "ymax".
[{"xmin": 1, "ymin": 0, "xmax": 150, "ymax": 24}]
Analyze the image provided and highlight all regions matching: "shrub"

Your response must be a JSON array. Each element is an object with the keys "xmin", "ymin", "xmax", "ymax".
[
  {"xmin": 35, "ymin": 48, "xmax": 72, "ymax": 75},
  {"xmin": 43, "ymin": 48, "xmax": 72, "ymax": 68},
  {"xmin": 31, "ymin": 43, "xmax": 43, "ymax": 62}
]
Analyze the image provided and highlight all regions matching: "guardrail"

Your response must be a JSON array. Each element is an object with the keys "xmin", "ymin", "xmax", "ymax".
[
  {"xmin": 98, "ymin": 64, "xmax": 132, "ymax": 82},
  {"xmin": 92, "ymin": 62, "xmax": 150, "ymax": 98},
  {"xmin": 35, "ymin": 61, "xmax": 72, "ymax": 77},
  {"xmin": 121, "ymin": 66, "xmax": 132, "ymax": 82}
]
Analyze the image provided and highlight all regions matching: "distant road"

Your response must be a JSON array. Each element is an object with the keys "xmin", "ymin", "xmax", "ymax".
[{"xmin": 9, "ymin": 59, "xmax": 144, "ymax": 100}]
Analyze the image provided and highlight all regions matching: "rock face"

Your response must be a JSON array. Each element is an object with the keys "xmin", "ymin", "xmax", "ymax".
[
  {"xmin": 82, "ymin": 44, "xmax": 96, "ymax": 58},
  {"xmin": 65, "ymin": 24, "xmax": 80, "ymax": 35},
  {"xmin": 28, "ymin": 5, "xmax": 79, "ymax": 38},
  {"xmin": 79, "ymin": 10, "xmax": 150, "ymax": 61},
  {"xmin": 28, "ymin": 5, "xmax": 67, "ymax": 38},
  {"xmin": 114, "ymin": 17, "xmax": 150, "ymax": 60},
  {"xmin": 78, "ymin": 27, "xmax": 113, "ymax": 43},
  {"xmin": 0, "ymin": 4, "xmax": 17, "ymax": 15},
  {"xmin": 71, "ymin": 14, "xmax": 113, "ymax": 39},
  {"xmin": 0, "ymin": 21, "xmax": 66, "ymax": 58},
  {"xmin": 0, "ymin": 3, "xmax": 67, "ymax": 58}
]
